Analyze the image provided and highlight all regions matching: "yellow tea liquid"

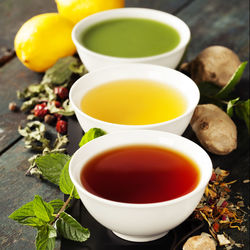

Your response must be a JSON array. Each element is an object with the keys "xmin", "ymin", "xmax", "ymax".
[{"xmin": 80, "ymin": 79, "xmax": 187, "ymax": 125}]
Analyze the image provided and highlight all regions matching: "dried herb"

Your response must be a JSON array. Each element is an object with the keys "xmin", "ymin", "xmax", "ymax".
[
  {"xmin": 17, "ymin": 56, "xmax": 86, "ymax": 117},
  {"xmin": 194, "ymin": 167, "xmax": 247, "ymax": 249}
]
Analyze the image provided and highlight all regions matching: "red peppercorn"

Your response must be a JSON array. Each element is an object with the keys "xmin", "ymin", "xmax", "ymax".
[
  {"xmin": 56, "ymin": 120, "xmax": 67, "ymax": 134},
  {"xmin": 54, "ymin": 87, "xmax": 69, "ymax": 99},
  {"xmin": 33, "ymin": 102, "xmax": 48, "ymax": 118},
  {"xmin": 54, "ymin": 113, "xmax": 63, "ymax": 120},
  {"xmin": 53, "ymin": 100, "xmax": 61, "ymax": 108}
]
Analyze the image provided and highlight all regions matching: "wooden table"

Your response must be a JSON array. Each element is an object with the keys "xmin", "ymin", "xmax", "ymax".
[{"xmin": 0, "ymin": 0, "xmax": 249, "ymax": 249}]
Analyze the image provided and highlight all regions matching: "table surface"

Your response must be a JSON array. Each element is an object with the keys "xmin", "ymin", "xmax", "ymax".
[{"xmin": 0, "ymin": 0, "xmax": 249, "ymax": 249}]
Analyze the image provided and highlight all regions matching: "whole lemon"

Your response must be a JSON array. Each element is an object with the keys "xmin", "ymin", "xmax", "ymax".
[
  {"xmin": 14, "ymin": 13, "xmax": 76, "ymax": 72},
  {"xmin": 55, "ymin": 0, "xmax": 125, "ymax": 24}
]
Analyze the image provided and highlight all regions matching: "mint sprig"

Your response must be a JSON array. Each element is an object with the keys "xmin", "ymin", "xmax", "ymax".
[
  {"xmin": 198, "ymin": 61, "xmax": 249, "ymax": 133},
  {"xmin": 79, "ymin": 128, "xmax": 106, "ymax": 147},
  {"xmin": 56, "ymin": 212, "xmax": 90, "ymax": 242},
  {"xmin": 59, "ymin": 160, "xmax": 80, "ymax": 199},
  {"xmin": 35, "ymin": 153, "xmax": 71, "ymax": 185},
  {"xmin": 35, "ymin": 224, "xmax": 57, "ymax": 250},
  {"xmin": 9, "ymin": 128, "xmax": 106, "ymax": 249}
]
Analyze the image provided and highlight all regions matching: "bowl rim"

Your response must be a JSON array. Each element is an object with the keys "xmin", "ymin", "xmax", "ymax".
[
  {"xmin": 69, "ymin": 63, "xmax": 200, "ymax": 128},
  {"xmin": 69, "ymin": 130, "xmax": 213, "ymax": 208},
  {"xmin": 72, "ymin": 7, "xmax": 191, "ymax": 62}
]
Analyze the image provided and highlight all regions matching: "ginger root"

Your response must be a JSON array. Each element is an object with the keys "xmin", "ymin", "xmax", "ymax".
[
  {"xmin": 190, "ymin": 104, "xmax": 237, "ymax": 155},
  {"xmin": 183, "ymin": 234, "xmax": 216, "ymax": 250},
  {"xmin": 180, "ymin": 46, "xmax": 241, "ymax": 87}
]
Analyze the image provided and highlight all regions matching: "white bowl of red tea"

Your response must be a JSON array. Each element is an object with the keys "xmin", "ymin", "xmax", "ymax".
[
  {"xmin": 69, "ymin": 63, "xmax": 199, "ymax": 134},
  {"xmin": 69, "ymin": 130, "xmax": 212, "ymax": 242},
  {"xmin": 72, "ymin": 8, "xmax": 190, "ymax": 71}
]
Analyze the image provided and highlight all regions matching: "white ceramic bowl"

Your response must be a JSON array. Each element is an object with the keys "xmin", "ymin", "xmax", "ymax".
[
  {"xmin": 69, "ymin": 63, "xmax": 200, "ymax": 135},
  {"xmin": 69, "ymin": 130, "xmax": 213, "ymax": 242},
  {"xmin": 72, "ymin": 8, "xmax": 191, "ymax": 71}
]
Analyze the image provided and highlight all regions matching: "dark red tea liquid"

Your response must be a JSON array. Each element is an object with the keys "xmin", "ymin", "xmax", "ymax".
[{"xmin": 80, "ymin": 145, "xmax": 200, "ymax": 204}]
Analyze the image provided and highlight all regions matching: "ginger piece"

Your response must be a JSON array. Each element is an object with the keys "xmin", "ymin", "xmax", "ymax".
[
  {"xmin": 180, "ymin": 46, "xmax": 241, "ymax": 87},
  {"xmin": 183, "ymin": 233, "xmax": 216, "ymax": 250},
  {"xmin": 190, "ymin": 104, "xmax": 237, "ymax": 155}
]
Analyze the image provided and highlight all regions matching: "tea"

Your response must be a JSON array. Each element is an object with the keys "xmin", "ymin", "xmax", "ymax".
[
  {"xmin": 80, "ymin": 79, "xmax": 187, "ymax": 125},
  {"xmin": 80, "ymin": 18, "xmax": 180, "ymax": 58},
  {"xmin": 80, "ymin": 145, "xmax": 200, "ymax": 204}
]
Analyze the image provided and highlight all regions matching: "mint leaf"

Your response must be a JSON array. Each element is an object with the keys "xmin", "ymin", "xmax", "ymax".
[
  {"xmin": 48, "ymin": 199, "xmax": 65, "ymax": 214},
  {"xmin": 215, "ymin": 61, "xmax": 248, "ymax": 99},
  {"xmin": 227, "ymin": 97, "xmax": 240, "ymax": 117},
  {"xmin": 56, "ymin": 212, "xmax": 90, "ymax": 242},
  {"xmin": 33, "ymin": 195, "xmax": 54, "ymax": 223},
  {"xmin": 36, "ymin": 153, "xmax": 71, "ymax": 185},
  {"xmin": 79, "ymin": 128, "xmax": 106, "ymax": 147},
  {"xmin": 36, "ymin": 224, "xmax": 56, "ymax": 250},
  {"xmin": 235, "ymin": 99, "xmax": 250, "ymax": 133},
  {"xmin": 9, "ymin": 200, "xmax": 45, "ymax": 228},
  {"xmin": 59, "ymin": 160, "xmax": 79, "ymax": 199}
]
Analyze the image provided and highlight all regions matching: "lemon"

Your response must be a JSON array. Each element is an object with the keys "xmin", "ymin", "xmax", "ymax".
[
  {"xmin": 14, "ymin": 13, "xmax": 76, "ymax": 72},
  {"xmin": 55, "ymin": 0, "xmax": 125, "ymax": 24}
]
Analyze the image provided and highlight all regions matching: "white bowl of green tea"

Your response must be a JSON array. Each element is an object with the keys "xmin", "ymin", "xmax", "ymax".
[
  {"xmin": 69, "ymin": 130, "xmax": 213, "ymax": 242},
  {"xmin": 69, "ymin": 63, "xmax": 199, "ymax": 135},
  {"xmin": 72, "ymin": 8, "xmax": 191, "ymax": 71}
]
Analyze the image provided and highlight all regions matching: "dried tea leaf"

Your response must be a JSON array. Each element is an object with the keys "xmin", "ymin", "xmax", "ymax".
[
  {"xmin": 41, "ymin": 56, "xmax": 83, "ymax": 86},
  {"xmin": 17, "ymin": 83, "xmax": 44, "ymax": 100},
  {"xmin": 18, "ymin": 121, "xmax": 50, "ymax": 151},
  {"xmin": 47, "ymin": 100, "xmax": 74, "ymax": 116},
  {"xmin": 217, "ymin": 234, "xmax": 231, "ymax": 246}
]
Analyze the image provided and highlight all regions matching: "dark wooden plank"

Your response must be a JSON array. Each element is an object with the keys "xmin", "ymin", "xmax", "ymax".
[
  {"xmin": 177, "ymin": 0, "xmax": 249, "ymax": 77},
  {"xmin": 0, "ymin": 138, "xmax": 63, "ymax": 250},
  {"xmin": 0, "ymin": 58, "xmax": 43, "ymax": 153},
  {"xmin": 125, "ymin": 0, "xmax": 193, "ymax": 13},
  {"xmin": 0, "ymin": 0, "xmax": 57, "ymax": 49}
]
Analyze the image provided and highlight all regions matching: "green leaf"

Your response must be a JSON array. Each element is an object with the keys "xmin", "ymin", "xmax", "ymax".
[
  {"xmin": 215, "ymin": 61, "xmax": 248, "ymax": 99},
  {"xmin": 33, "ymin": 195, "xmax": 54, "ymax": 223},
  {"xmin": 79, "ymin": 128, "xmax": 106, "ymax": 147},
  {"xmin": 227, "ymin": 97, "xmax": 240, "ymax": 117},
  {"xmin": 56, "ymin": 212, "xmax": 90, "ymax": 242},
  {"xmin": 59, "ymin": 160, "xmax": 79, "ymax": 199},
  {"xmin": 9, "ymin": 200, "xmax": 45, "ymax": 228},
  {"xmin": 48, "ymin": 199, "xmax": 66, "ymax": 214},
  {"xmin": 36, "ymin": 153, "xmax": 71, "ymax": 185},
  {"xmin": 35, "ymin": 225, "xmax": 56, "ymax": 250},
  {"xmin": 41, "ymin": 56, "xmax": 82, "ymax": 86},
  {"xmin": 235, "ymin": 99, "xmax": 250, "ymax": 133}
]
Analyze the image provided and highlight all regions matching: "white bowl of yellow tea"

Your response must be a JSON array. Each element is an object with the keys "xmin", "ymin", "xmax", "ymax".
[
  {"xmin": 72, "ymin": 8, "xmax": 190, "ymax": 71},
  {"xmin": 69, "ymin": 63, "xmax": 199, "ymax": 135}
]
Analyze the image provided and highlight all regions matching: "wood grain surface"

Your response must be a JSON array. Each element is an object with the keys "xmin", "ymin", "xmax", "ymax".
[{"xmin": 0, "ymin": 0, "xmax": 249, "ymax": 249}]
